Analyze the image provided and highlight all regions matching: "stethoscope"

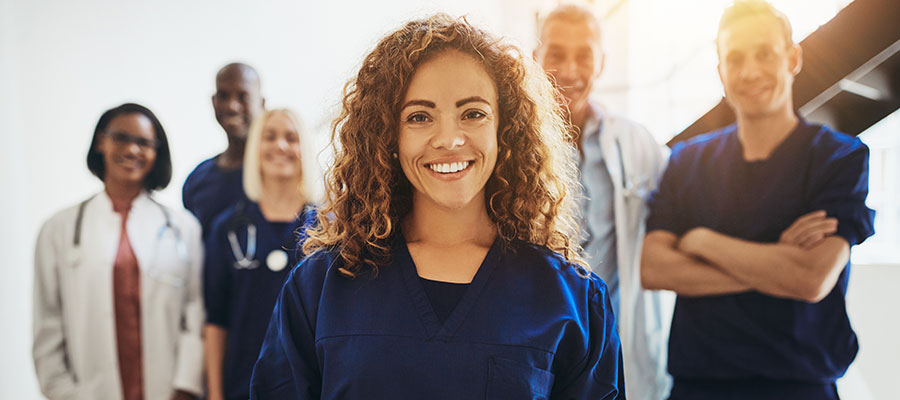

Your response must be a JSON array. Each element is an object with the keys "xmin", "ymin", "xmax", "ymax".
[
  {"xmin": 69, "ymin": 194, "xmax": 189, "ymax": 286},
  {"xmin": 226, "ymin": 201, "xmax": 310, "ymax": 273}
]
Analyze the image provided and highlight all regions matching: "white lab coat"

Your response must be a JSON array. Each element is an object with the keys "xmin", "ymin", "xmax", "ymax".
[
  {"xmin": 584, "ymin": 104, "xmax": 675, "ymax": 400},
  {"xmin": 33, "ymin": 191, "xmax": 205, "ymax": 400}
]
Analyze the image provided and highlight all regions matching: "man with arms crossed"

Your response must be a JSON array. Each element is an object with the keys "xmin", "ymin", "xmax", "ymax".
[
  {"xmin": 183, "ymin": 62, "xmax": 265, "ymax": 235},
  {"xmin": 642, "ymin": 1, "xmax": 875, "ymax": 398},
  {"xmin": 535, "ymin": 5, "xmax": 672, "ymax": 399}
]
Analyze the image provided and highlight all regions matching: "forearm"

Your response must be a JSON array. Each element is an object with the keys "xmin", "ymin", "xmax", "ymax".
[
  {"xmin": 204, "ymin": 324, "xmax": 228, "ymax": 400},
  {"xmin": 681, "ymin": 228, "xmax": 848, "ymax": 302},
  {"xmin": 641, "ymin": 231, "xmax": 752, "ymax": 297}
]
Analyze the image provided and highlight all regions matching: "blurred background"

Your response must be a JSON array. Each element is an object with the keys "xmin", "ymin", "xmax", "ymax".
[{"xmin": 2, "ymin": 0, "xmax": 897, "ymax": 398}]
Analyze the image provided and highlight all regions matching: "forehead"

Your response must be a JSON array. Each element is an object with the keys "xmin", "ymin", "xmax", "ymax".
[
  {"xmin": 264, "ymin": 112, "xmax": 297, "ymax": 130},
  {"xmin": 718, "ymin": 15, "xmax": 787, "ymax": 54},
  {"xmin": 403, "ymin": 51, "xmax": 497, "ymax": 104},
  {"xmin": 107, "ymin": 113, "xmax": 155, "ymax": 138},
  {"xmin": 216, "ymin": 73, "xmax": 259, "ymax": 92},
  {"xmin": 539, "ymin": 19, "xmax": 600, "ymax": 50}
]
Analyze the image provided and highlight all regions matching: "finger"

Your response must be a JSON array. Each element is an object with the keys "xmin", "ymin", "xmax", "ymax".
[
  {"xmin": 793, "ymin": 210, "xmax": 828, "ymax": 226},
  {"xmin": 782, "ymin": 211, "xmax": 829, "ymax": 239},
  {"xmin": 800, "ymin": 233, "xmax": 826, "ymax": 249},
  {"xmin": 794, "ymin": 220, "xmax": 838, "ymax": 246}
]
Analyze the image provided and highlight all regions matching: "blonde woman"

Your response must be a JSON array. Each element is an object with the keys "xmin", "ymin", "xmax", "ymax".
[
  {"xmin": 203, "ymin": 109, "xmax": 317, "ymax": 400},
  {"xmin": 250, "ymin": 15, "xmax": 623, "ymax": 399}
]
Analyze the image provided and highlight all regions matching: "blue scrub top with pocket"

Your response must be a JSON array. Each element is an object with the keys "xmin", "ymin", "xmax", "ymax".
[{"xmin": 249, "ymin": 234, "xmax": 624, "ymax": 399}]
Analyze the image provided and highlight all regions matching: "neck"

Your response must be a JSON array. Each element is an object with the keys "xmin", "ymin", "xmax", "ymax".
[
  {"xmin": 217, "ymin": 136, "xmax": 245, "ymax": 170},
  {"xmin": 567, "ymin": 99, "xmax": 593, "ymax": 154},
  {"xmin": 736, "ymin": 107, "xmax": 799, "ymax": 161},
  {"xmin": 569, "ymin": 99, "xmax": 591, "ymax": 134},
  {"xmin": 403, "ymin": 193, "xmax": 496, "ymax": 247},
  {"xmin": 258, "ymin": 179, "xmax": 306, "ymax": 222},
  {"xmin": 105, "ymin": 182, "xmax": 141, "ymax": 204}
]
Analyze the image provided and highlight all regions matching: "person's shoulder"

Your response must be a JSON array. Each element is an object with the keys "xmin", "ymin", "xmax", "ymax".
[
  {"xmin": 806, "ymin": 121, "xmax": 867, "ymax": 159},
  {"xmin": 669, "ymin": 124, "xmax": 735, "ymax": 160},
  {"xmin": 184, "ymin": 156, "xmax": 219, "ymax": 185},
  {"xmin": 289, "ymin": 247, "xmax": 343, "ymax": 285},
  {"xmin": 37, "ymin": 195, "xmax": 99, "ymax": 244},
  {"xmin": 507, "ymin": 241, "xmax": 606, "ymax": 292}
]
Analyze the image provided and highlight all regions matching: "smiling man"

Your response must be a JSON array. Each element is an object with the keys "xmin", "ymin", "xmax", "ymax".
[
  {"xmin": 641, "ymin": 1, "xmax": 875, "ymax": 398},
  {"xmin": 183, "ymin": 63, "xmax": 266, "ymax": 235},
  {"xmin": 534, "ymin": 5, "xmax": 672, "ymax": 399}
]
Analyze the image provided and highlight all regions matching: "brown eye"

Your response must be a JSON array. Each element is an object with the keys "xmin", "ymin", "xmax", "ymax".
[
  {"xmin": 406, "ymin": 113, "xmax": 430, "ymax": 123},
  {"xmin": 463, "ymin": 110, "xmax": 486, "ymax": 120}
]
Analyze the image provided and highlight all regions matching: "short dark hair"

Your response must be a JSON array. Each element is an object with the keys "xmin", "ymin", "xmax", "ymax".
[
  {"xmin": 717, "ymin": 0, "xmax": 793, "ymax": 50},
  {"xmin": 86, "ymin": 103, "xmax": 172, "ymax": 191}
]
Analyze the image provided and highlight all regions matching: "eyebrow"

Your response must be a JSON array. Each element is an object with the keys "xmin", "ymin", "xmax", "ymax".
[
  {"xmin": 400, "ymin": 96, "xmax": 492, "ymax": 111},
  {"xmin": 455, "ymin": 96, "xmax": 491, "ymax": 108},
  {"xmin": 400, "ymin": 100, "xmax": 435, "ymax": 110}
]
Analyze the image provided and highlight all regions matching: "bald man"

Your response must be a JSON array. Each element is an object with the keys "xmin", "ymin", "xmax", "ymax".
[{"xmin": 183, "ymin": 63, "xmax": 265, "ymax": 235}]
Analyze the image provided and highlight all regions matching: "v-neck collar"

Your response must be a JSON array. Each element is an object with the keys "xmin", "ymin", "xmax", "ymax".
[
  {"xmin": 395, "ymin": 232, "xmax": 503, "ymax": 341},
  {"xmin": 247, "ymin": 202, "xmax": 308, "ymax": 253}
]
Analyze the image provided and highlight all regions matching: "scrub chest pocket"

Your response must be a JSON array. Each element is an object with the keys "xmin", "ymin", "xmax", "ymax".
[{"xmin": 485, "ymin": 357, "xmax": 555, "ymax": 399}]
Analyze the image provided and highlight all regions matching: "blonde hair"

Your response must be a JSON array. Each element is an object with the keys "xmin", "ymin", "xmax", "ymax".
[
  {"xmin": 243, "ymin": 108, "xmax": 318, "ymax": 202},
  {"xmin": 303, "ymin": 14, "xmax": 586, "ymax": 277}
]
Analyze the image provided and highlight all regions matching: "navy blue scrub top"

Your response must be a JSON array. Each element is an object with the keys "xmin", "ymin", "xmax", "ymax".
[
  {"xmin": 183, "ymin": 156, "xmax": 247, "ymax": 236},
  {"xmin": 249, "ymin": 234, "xmax": 624, "ymax": 399},
  {"xmin": 647, "ymin": 120, "xmax": 875, "ymax": 387},
  {"xmin": 205, "ymin": 201, "xmax": 317, "ymax": 400}
]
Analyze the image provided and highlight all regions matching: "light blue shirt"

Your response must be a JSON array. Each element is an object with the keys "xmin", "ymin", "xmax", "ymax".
[{"xmin": 577, "ymin": 109, "xmax": 619, "ymax": 316}]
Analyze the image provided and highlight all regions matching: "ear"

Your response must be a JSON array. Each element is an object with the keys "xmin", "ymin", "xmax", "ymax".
[
  {"xmin": 789, "ymin": 43, "xmax": 803, "ymax": 76},
  {"xmin": 595, "ymin": 51, "xmax": 606, "ymax": 79},
  {"xmin": 717, "ymin": 60, "xmax": 725, "ymax": 87}
]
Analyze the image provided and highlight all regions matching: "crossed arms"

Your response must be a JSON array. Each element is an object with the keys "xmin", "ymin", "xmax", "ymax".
[{"xmin": 641, "ymin": 211, "xmax": 850, "ymax": 303}]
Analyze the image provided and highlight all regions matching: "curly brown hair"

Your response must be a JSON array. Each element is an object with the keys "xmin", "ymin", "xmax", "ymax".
[{"xmin": 303, "ymin": 14, "xmax": 585, "ymax": 277}]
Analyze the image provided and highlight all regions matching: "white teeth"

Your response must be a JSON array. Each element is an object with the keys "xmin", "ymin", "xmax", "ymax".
[{"xmin": 429, "ymin": 161, "xmax": 470, "ymax": 174}]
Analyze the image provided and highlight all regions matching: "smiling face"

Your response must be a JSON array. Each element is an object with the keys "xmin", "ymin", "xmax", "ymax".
[
  {"xmin": 717, "ymin": 14, "xmax": 801, "ymax": 120},
  {"xmin": 96, "ymin": 113, "xmax": 158, "ymax": 189},
  {"xmin": 212, "ymin": 66, "xmax": 264, "ymax": 141},
  {"xmin": 534, "ymin": 18, "xmax": 603, "ymax": 115},
  {"xmin": 398, "ymin": 50, "xmax": 499, "ymax": 212},
  {"xmin": 259, "ymin": 111, "xmax": 303, "ymax": 182}
]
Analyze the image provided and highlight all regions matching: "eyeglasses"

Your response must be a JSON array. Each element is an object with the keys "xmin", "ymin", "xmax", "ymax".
[{"xmin": 105, "ymin": 131, "xmax": 159, "ymax": 151}]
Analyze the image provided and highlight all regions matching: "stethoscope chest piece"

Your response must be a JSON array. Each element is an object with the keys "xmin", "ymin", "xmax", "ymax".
[{"xmin": 266, "ymin": 249, "xmax": 288, "ymax": 272}]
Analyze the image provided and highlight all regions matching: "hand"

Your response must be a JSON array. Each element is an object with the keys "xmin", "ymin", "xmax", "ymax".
[
  {"xmin": 171, "ymin": 389, "xmax": 199, "ymax": 400},
  {"xmin": 779, "ymin": 210, "xmax": 838, "ymax": 249}
]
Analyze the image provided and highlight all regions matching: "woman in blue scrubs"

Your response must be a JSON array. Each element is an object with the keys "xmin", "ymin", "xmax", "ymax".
[
  {"xmin": 203, "ymin": 108, "xmax": 318, "ymax": 400},
  {"xmin": 250, "ymin": 15, "xmax": 623, "ymax": 399}
]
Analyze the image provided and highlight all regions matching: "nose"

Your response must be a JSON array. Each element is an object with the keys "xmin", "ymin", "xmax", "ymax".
[
  {"xmin": 559, "ymin": 57, "xmax": 579, "ymax": 82},
  {"xmin": 276, "ymin": 136, "xmax": 289, "ymax": 151},
  {"xmin": 431, "ymin": 117, "xmax": 466, "ymax": 150},
  {"xmin": 738, "ymin": 58, "xmax": 764, "ymax": 82},
  {"xmin": 225, "ymin": 95, "xmax": 243, "ymax": 113},
  {"xmin": 124, "ymin": 141, "xmax": 142, "ymax": 156}
]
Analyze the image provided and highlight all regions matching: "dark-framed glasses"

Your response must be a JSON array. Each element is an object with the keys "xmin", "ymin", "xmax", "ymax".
[{"xmin": 106, "ymin": 131, "xmax": 159, "ymax": 150}]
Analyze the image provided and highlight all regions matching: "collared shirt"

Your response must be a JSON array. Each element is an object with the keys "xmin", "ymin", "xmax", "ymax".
[{"xmin": 576, "ymin": 105, "xmax": 619, "ymax": 315}]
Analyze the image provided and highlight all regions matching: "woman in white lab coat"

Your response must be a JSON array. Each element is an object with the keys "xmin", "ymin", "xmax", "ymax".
[{"xmin": 33, "ymin": 103, "xmax": 204, "ymax": 400}]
